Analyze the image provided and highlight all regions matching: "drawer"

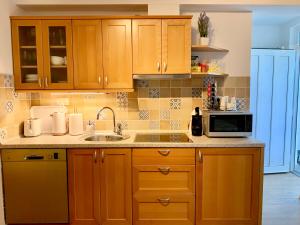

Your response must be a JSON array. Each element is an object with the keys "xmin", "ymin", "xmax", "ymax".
[
  {"xmin": 133, "ymin": 165, "xmax": 195, "ymax": 194},
  {"xmin": 133, "ymin": 194, "xmax": 194, "ymax": 225},
  {"xmin": 132, "ymin": 148, "xmax": 195, "ymax": 165}
]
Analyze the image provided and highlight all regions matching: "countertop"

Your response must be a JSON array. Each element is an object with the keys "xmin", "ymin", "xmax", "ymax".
[{"xmin": 0, "ymin": 130, "xmax": 264, "ymax": 149}]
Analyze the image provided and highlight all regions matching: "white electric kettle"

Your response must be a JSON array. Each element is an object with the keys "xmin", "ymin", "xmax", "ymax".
[
  {"xmin": 24, "ymin": 118, "xmax": 42, "ymax": 137},
  {"xmin": 51, "ymin": 112, "xmax": 67, "ymax": 136}
]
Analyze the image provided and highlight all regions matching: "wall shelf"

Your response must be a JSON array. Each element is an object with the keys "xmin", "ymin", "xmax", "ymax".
[
  {"xmin": 191, "ymin": 45, "xmax": 229, "ymax": 52},
  {"xmin": 191, "ymin": 72, "xmax": 228, "ymax": 77}
]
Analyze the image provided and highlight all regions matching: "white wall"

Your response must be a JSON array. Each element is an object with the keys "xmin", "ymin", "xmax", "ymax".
[
  {"xmin": 252, "ymin": 25, "xmax": 285, "ymax": 49},
  {"xmin": 183, "ymin": 12, "xmax": 252, "ymax": 77},
  {"xmin": 0, "ymin": 0, "xmax": 13, "ymax": 74}
]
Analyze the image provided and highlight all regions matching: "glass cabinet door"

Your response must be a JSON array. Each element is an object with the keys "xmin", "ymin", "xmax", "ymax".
[
  {"xmin": 43, "ymin": 20, "xmax": 73, "ymax": 89},
  {"xmin": 11, "ymin": 20, "xmax": 43, "ymax": 89}
]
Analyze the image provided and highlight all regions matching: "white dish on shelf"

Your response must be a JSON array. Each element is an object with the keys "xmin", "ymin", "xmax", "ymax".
[
  {"xmin": 25, "ymin": 74, "xmax": 38, "ymax": 78},
  {"xmin": 50, "ymin": 56, "xmax": 65, "ymax": 65}
]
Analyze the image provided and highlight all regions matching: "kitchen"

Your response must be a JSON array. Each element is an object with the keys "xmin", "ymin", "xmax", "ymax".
[{"xmin": 0, "ymin": 1, "xmax": 299, "ymax": 225}]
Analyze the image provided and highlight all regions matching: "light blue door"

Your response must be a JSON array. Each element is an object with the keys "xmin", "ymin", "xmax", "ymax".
[
  {"xmin": 251, "ymin": 49, "xmax": 296, "ymax": 173},
  {"xmin": 294, "ymin": 51, "xmax": 300, "ymax": 176}
]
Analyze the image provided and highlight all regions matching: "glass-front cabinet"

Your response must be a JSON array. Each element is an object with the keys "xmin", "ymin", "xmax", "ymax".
[
  {"xmin": 42, "ymin": 20, "xmax": 73, "ymax": 89},
  {"xmin": 12, "ymin": 20, "xmax": 43, "ymax": 89},
  {"xmin": 11, "ymin": 19, "xmax": 73, "ymax": 90}
]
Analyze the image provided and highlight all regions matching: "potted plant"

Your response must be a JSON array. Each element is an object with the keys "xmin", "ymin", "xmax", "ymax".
[{"xmin": 198, "ymin": 11, "xmax": 209, "ymax": 46}]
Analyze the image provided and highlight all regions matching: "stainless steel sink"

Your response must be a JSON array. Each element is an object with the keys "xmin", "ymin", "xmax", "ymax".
[{"xmin": 84, "ymin": 134, "xmax": 130, "ymax": 142}]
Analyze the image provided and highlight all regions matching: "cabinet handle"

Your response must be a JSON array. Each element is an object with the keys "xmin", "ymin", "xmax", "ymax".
[
  {"xmin": 158, "ymin": 149, "xmax": 170, "ymax": 156},
  {"xmin": 94, "ymin": 150, "xmax": 97, "ymax": 163},
  {"xmin": 45, "ymin": 77, "xmax": 48, "ymax": 87},
  {"xmin": 158, "ymin": 197, "xmax": 170, "ymax": 206},
  {"xmin": 98, "ymin": 76, "xmax": 101, "ymax": 84},
  {"xmin": 38, "ymin": 77, "xmax": 42, "ymax": 88},
  {"xmin": 158, "ymin": 167, "xmax": 170, "ymax": 175},
  {"xmin": 101, "ymin": 150, "xmax": 104, "ymax": 163},
  {"xmin": 198, "ymin": 150, "xmax": 202, "ymax": 161},
  {"xmin": 105, "ymin": 76, "xmax": 108, "ymax": 85},
  {"xmin": 163, "ymin": 62, "xmax": 167, "ymax": 72},
  {"xmin": 157, "ymin": 62, "xmax": 160, "ymax": 72}
]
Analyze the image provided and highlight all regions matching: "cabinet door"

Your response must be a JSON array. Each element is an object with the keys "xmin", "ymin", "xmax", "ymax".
[
  {"xmin": 101, "ymin": 149, "xmax": 132, "ymax": 225},
  {"xmin": 102, "ymin": 20, "xmax": 133, "ymax": 89},
  {"xmin": 42, "ymin": 20, "xmax": 73, "ymax": 89},
  {"xmin": 162, "ymin": 19, "xmax": 191, "ymax": 74},
  {"xmin": 11, "ymin": 20, "xmax": 44, "ymax": 90},
  {"xmin": 196, "ymin": 148, "xmax": 262, "ymax": 225},
  {"xmin": 73, "ymin": 20, "xmax": 103, "ymax": 89},
  {"xmin": 68, "ymin": 149, "xmax": 101, "ymax": 225},
  {"xmin": 132, "ymin": 19, "xmax": 162, "ymax": 74}
]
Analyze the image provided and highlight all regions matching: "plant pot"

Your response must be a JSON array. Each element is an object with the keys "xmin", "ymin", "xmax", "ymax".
[{"xmin": 199, "ymin": 37, "xmax": 209, "ymax": 46}]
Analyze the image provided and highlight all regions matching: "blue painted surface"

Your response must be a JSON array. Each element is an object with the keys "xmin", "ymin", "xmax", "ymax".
[{"xmin": 251, "ymin": 49, "xmax": 296, "ymax": 173}]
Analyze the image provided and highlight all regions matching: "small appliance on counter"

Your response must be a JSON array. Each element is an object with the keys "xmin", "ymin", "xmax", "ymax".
[
  {"xmin": 30, "ymin": 106, "xmax": 67, "ymax": 134},
  {"xmin": 203, "ymin": 111, "xmax": 252, "ymax": 137},
  {"xmin": 69, "ymin": 113, "xmax": 83, "ymax": 136},
  {"xmin": 23, "ymin": 118, "xmax": 41, "ymax": 137},
  {"xmin": 191, "ymin": 107, "xmax": 203, "ymax": 136},
  {"xmin": 51, "ymin": 112, "xmax": 67, "ymax": 136}
]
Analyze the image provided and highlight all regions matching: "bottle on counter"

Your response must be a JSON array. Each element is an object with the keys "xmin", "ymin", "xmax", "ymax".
[{"xmin": 192, "ymin": 107, "xmax": 203, "ymax": 136}]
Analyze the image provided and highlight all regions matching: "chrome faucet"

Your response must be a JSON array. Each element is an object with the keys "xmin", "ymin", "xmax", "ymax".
[{"xmin": 97, "ymin": 107, "xmax": 122, "ymax": 135}]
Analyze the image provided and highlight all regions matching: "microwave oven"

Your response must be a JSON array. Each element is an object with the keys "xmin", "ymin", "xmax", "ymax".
[{"xmin": 203, "ymin": 111, "xmax": 252, "ymax": 137}]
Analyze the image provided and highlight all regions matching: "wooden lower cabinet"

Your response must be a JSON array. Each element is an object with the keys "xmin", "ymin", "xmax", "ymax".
[
  {"xmin": 132, "ymin": 148, "xmax": 195, "ymax": 225},
  {"xmin": 68, "ymin": 147, "xmax": 263, "ymax": 225},
  {"xmin": 196, "ymin": 148, "xmax": 263, "ymax": 225},
  {"xmin": 68, "ymin": 149, "xmax": 101, "ymax": 225},
  {"xmin": 68, "ymin": 149, "xmax": 132, "ymax": 225},
  {"xmin": 101, "ymin": 149, "xmax": 132, "ymax": 225},
  {"xmin": 133, "ymin": 194, "xmax": 194, "ymax": 225}
]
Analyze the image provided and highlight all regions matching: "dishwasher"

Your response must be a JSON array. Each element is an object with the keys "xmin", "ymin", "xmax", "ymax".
[{"xmin": 1, "ymin": 149, "xmax": 69, "ymax": 224}]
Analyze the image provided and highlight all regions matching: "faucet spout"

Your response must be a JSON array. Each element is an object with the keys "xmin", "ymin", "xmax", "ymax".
[{"xmin": 97, "ymin": 107, "xmax": 116, "ymax": 134}]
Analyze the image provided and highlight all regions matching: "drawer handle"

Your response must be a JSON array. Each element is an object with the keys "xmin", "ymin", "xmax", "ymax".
[
  {"xmin": 158, "ymin": 149, "xmax": 170, "ymax": 156},
  {"xmin": 158, "ymin": 197, "xmax": 170, "ymax": 206},
  {"xmin": 158, "ymin": 167, "xmax": 170, "ymax": 175}
]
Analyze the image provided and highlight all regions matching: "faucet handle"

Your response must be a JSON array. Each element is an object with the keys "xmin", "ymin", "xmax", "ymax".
[{"xmin": 116, "ymin": 123, "xmax": 123, "ymax": 136}]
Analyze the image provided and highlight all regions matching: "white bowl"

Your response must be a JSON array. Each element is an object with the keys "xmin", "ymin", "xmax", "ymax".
[
  {"xmin": 51, "ymin": 56, "xmax": 65, "ymax": 65},
  {"xmin": 25, "ymin": 74, "xmax": 38, "ymax": 79}
]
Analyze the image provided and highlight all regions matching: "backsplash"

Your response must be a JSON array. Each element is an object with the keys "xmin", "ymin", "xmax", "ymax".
[
  {"xmin": 31, "ymin": 76, "xmax": 250, "ymax": 131},
  {"xmin": 0, "ymin": 74, "xmax": 31, "ymax": 142}
]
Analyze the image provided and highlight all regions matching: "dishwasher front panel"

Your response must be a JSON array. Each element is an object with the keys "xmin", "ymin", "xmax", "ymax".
[{"xmin": 2, "ymin": 149, "xmax": 68, "ymax": 224}]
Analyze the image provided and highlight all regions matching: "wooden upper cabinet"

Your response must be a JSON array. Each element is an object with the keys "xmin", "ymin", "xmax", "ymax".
[
  {"xmin": 42, "ymin": 20, "xmax": 73, "ymax": 89},
  {"xmin": 11, "ymin": 20, "xmax": 44, "ymax": 90},
  {"xmin": 68, "ymin": 149, "xmax": 101, "ymax": 225},
  {"xmin": 162, "ymin": 19, "xmax": 191, "ymax": 74},
  {"xmin": 132, "ymin": 19, "xmax": 162, "ymax": 74},
  {"xmin": 196, "ymin": 148, "xmax": 262, "ymax": 225},
  {"xmin": 101, "ymin": 149, "xmax": 132, "ymax": 225},
  {"xmin": 102, "ymin": 20, "xmax": 133, "ymax": 89},
  {"xmin": 72, "ymin": 20, "xmax": 103, "ymax": 89}
]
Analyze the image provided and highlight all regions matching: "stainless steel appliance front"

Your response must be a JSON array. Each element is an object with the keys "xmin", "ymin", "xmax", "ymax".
[
  {"xmin": 1, "ymin": 149, "xmax": 68, "ymax": 224},
  {"xmin": 203, "ymin": 111, "xmax": 253, "ymax": 137}
]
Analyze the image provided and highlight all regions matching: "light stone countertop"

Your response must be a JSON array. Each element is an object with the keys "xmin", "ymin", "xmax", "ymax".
[{"xmin": 0, "ymin": 130, "xmax": 264, "ymax": 149}]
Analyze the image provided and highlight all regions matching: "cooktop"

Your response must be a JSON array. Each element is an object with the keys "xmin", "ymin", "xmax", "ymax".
[{"xmin": 134, "ymin": 133, "xmax": 192, "ymax": 143}]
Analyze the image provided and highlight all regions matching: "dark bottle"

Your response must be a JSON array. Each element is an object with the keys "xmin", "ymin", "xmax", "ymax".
[{"xmin": 192, "ymin": 107, "xmax": 202, "ymax": 136}]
